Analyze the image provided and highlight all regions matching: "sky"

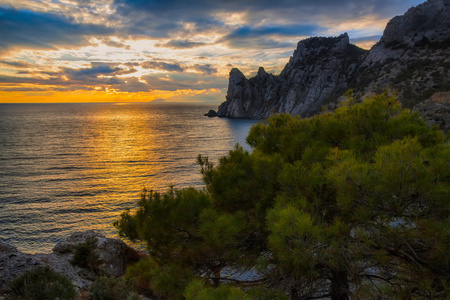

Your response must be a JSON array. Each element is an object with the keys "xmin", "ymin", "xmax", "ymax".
[{"xmin": 0, "ymin": 0, "xmax": 425, "ymax": 104}]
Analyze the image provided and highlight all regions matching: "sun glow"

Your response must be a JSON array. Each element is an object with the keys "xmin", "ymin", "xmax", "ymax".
[{"xmin": 0, "ymin": 88, "xmax": 225, "ymax": 103}]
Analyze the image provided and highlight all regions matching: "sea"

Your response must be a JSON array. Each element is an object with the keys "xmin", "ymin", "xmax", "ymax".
[{"xmin": 0, "ymin": 102, "xmax": 259, "ymax": 253}]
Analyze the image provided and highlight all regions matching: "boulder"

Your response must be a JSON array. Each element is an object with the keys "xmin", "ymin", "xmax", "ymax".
[{"xmin": 53, "ymin": 230, "xmax": 141, "ymax": 278}]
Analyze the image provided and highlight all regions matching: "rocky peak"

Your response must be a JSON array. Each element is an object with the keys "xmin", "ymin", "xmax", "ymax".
[
  {"xmin": 364, "ymin": 0, "xmax": 450, "ymax": 67},
  {"xmin": 380, "ymin": 0, "xmax": 449, "ymax": 47},
  {"xmin": 358, "ymin": 0, "xmax": 450, "ymax": 107},
  {"xmin": 287, "ymin": 33, "xmax": 348, "ymax": 67},
  {"xmin": 229, "ymin": 67, "xmax": 246, "ymax": 84},
  {"xmin": 257, "ymin": 66, "xmax": 267, "ymax": 77}
]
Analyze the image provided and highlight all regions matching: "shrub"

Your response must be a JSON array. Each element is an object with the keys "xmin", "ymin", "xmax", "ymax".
[
  {"xmin": 70, "ymin": 237, "xmax": 99, "ymax": 271},
  {"xmin": 89, "ymin": 276, "xmax": 137, "ymax": 300},
  {"xmin": 9, "ymin": 266, "xmax": 77, "ymax": 300}
]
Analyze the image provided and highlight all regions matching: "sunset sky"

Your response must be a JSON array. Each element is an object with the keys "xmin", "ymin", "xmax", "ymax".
[{"xmin": 0, "ymin": 0, "xmax": 424, "ymax": 104}]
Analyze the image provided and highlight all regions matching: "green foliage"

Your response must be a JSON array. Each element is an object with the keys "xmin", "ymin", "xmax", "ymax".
[
  {"xmin": 89, "ymin": 276, "xmax": 138, "ymax": 300},
  {"xmin": 184, "ymin": 279, "xmax": 288, "ymax": 300},
  {"xmin": 116, "ymin": 93, "xmax": 449, "ymax": 299},
  {"xmin": 9, "ymin": 266, "xmax": 77, "ymax": 300},
  {"xmin": 184, "ymin": 279, "xmax": 251, "ymax": 300},
  {"xmin": 125, "ymin": 256, "xmax": 194, "ymax": 299},
  {"xmin": 70, "ymin": 237, "xmax": 99, "ymax": 271}
]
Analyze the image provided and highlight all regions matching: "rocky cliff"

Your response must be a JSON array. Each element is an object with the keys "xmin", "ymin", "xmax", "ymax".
[
  {"xmin": 217, "ymin": 0, "xmax": 450, "ymax": 124},
  {"xmin": 218, "ymin": 34, "xmax": 367, "ymax": 119}
]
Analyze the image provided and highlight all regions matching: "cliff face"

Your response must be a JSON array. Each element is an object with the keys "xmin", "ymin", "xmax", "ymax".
[
  {"xmin": 218, "ymin": 34, "xmax": 367, "ymax": 118},
  {"xmin": 217, "ymin": 0, "xmax": 450, "ymax": 119}
]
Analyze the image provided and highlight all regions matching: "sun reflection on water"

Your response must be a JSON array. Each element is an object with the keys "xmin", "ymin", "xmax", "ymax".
[{"xmin": 0, "ymin": 103, "xmax": 258, "ymax": 253}]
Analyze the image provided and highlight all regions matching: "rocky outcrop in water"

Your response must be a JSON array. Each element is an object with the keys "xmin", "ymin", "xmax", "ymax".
[
  {"xmin": 217, "ymin": 0, "xmax": 450, "ymax": 124},
  {"xmin": 204, "ymin": 109, "xmax": 218, "ymax": 117},
  {"xmin": 0, "ymin": 230, "xmax": 141, "ymax": 295}
]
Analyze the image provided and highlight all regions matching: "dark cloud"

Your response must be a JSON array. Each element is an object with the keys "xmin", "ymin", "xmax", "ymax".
[
  {"xmin": 64, "ymin": 63, "xmax": 137, "ymax": 79},
  {"xmin": 188, "ymin": 64, "xmax": 217, "ymax": 75},
  {"xmin": 102, "ymin": 39, "xmax": 131, "ymax": 50},
  {"xmin": 0, "ymin": 71, "xmax": 150, "ymax": 93},
  {"xmin": 0, "ymin": 60, "xmax": 33, "ymax": 68},
  {"xmin": 141, "ymin": 61, "xmax": 184, "ymax": 72},
  {"xmin": 141, "ymin": 60, "xmax": 217, "ymax": 75},
  {"xmin": 0, "ymin": 58, "xmax": 224, "ymax": 93},
  {"xmin": 113, "ymin": 0, "xmax": 423, "ymax": 39},
  {"xmin": 0, "ymin": 6, "xmax": 113, "ymax": 53},
  {"xmin": 1, "ymin": 69, "xmax": 226, "ymax": 93},
  {"xmin": 224, "ymin": 25, "xmax": 322, "ymax": 39},
  {"xmin": 0, "ymin": 61, "xmax": 144, "ymax": 93},
  {"xmin": 220, "ymin": 37, "xmax": 294, "ymax": 49},
  {"xmin": 114, "ymin": 77, "xmax": 152, "ymax": 92},
  {"xmin": 141, "ymin": 72, "xmax": 226, "ymax": 91},
  {"xmin": 156, "ymin": 39, "xmax": 208, "ymax": 49},
  {"xmin": 218, "ymin": 24, "xmax": 321, "ymax": 49}
]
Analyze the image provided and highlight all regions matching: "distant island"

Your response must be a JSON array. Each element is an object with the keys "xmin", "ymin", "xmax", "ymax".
[{"xmin": 149, "ymin": 98, "xmax": 167, "ymax": 104}]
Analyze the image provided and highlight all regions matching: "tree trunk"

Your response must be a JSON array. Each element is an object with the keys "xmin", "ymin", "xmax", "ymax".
[
  {"xmin": 212, "ymin": 267, "xmax": 222, "ymax": 287},
  {"xmin": 330, "ymin": 269, "xmax": 349, "ymax": 300}
]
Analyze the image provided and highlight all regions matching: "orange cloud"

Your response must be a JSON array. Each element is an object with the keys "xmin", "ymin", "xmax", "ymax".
[{"xmin": 0, "ymin": 88, "xmax": 224, "ymax": 103}]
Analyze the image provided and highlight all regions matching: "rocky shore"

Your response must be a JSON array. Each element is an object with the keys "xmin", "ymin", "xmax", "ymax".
[{"xmin": 0, "ymin": 230, "xmax": 142, "ymax": 298}]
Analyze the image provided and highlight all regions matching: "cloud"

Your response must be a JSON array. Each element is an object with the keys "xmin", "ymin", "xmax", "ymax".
[
  {"xmin": 113, "ymin": 0, "xmax": 424, "ymax": 38},
  {"xmin": 141, "ymin": 61, "xmax": 185, "ymax": 72},
  {"xmin": 156, "ymin": 39, "xmax": 209, "ymax": 49},
  {"xmin": 0, "ymin": 60, "xmax": 33, "ymax": 68},
  {"xmin": 141, "ymin": 72, "xmax": 226, "ymax": 91},
  {"xmin": 0, "ymin": 6, "xmax": 113, "ymax": 53},
  {"xmin": 141, "ymin": 61, "xmax": 217, "ymax": 75},
  {"xmin": 224, "ymin": 25, "xmax": 322, "ymax": 39},
  {"xmin": 187, "ymin": 64, "xmax": 217, "ymax": 75},
  {"xmin": 64, "ymin": 62, "xmax": 137, "ymax": 78},
  {"xmin": 0, "ymin": 61, "xmax": 144, "ymax": 93},
  {"xmin": 102, "ymin": 38, "xmax": 131, "ymax": 49},
  {"xmin": 217, "ymin": 24, "xmax": 321, "ymax": 49}
]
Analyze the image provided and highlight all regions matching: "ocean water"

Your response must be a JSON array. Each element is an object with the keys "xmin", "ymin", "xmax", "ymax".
[{"xmin": 0, "ymin": 103, "xmax": 258, "ymax": 253}]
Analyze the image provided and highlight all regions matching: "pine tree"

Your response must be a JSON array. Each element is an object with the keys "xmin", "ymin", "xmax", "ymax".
[{"xmin": 115, "ymin": 92, "xmax": 449, "ymax": 299}]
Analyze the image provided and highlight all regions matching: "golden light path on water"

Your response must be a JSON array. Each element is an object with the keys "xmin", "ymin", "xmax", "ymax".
[{"xmin": 0, "ymin": 103, "xmax": 257, "ymax": 253}]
